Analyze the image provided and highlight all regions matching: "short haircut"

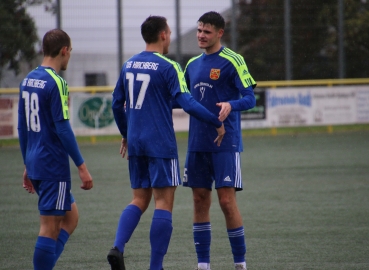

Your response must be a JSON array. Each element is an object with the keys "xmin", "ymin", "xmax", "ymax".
[
  {"xmin": 141, "ymin": 16, "xmax": 168, "ymax": 44},
  {"xmin": 198, "ymin": 11, "xmax": 225, "ymax": 30},
  {"xmin": 42, "ymin": 29, "xmax": 71, "ymax": 57}
]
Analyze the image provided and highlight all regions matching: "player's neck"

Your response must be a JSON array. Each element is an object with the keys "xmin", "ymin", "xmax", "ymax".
[
  {"xmin": 204, "ymin": 43, "xmax": 222, "ymax": 55},
  {"xmin": 145, "ymin": 43, "xmax": 163, "ymax": 55},
  {"xmin": 41, "ymin": 56, "xmax": 62, "ymax": 73}
]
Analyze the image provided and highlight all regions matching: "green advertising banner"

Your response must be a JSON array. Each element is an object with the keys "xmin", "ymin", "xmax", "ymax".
[{"xmin": 71, "ymin": 93, "xmax": 119, "ymax": 136}]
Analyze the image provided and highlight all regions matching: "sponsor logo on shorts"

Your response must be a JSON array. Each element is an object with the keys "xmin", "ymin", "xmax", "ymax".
[{"xmin": 224, "ymin": 176, "xmax": 231, "ymax": 182}]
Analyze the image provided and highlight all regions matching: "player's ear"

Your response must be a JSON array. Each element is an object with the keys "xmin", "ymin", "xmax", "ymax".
[
  {"xmin": 217, "ymin": 28, "xmax": 224, "ymax": 38},
  {"xmin": 60, "ymin": 46, "xmax": 68, "ymax": 56},
  {"xmin": 159, "ymin": 30, "xmax": 166, "ymax": 41}
]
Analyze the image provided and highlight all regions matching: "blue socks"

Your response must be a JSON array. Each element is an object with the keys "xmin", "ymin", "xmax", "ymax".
[
  {"xmin": 34, "ymin": 229, "xmax": 71, "ymax": 269},
  {"xmin": 113, "ymin": 206, "xmax": 173, "ymax": 269},
  {"xmin": 193, "ymin": 224, "xmax": 246, "ymax": 265},
  {"xmin": 114, "ymin": 204, "xmax": 142, "ymax": 253},
  {"xmin": 228, "ymin": 226, "xmax": 246, "ymax": 264},
  {"xmin": 150, "ymin": 209, "xmax": 173, "ymax": 270},
  {"xmin": 54, "ymin": 228, "xmax": 70, "ymax": 265},
  {"xmin": 193, "ymin": 222, "xmax": 211, "ymax": 264},
  {"xmin": 33, "ymin": 236, "xmax": 56, "ymax": 270}
]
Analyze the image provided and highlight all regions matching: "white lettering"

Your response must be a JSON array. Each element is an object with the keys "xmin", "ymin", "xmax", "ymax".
[
  {"xmin": 194, "ymin": 81, "xmax": 213, "ymax": 89},
  {"xmin": 26, "ymin": 78, "xmax": 47, "ymax": 89},
  {"xmin": 129, "ymin": 61, "xmax": 159, "ymax": 70}
]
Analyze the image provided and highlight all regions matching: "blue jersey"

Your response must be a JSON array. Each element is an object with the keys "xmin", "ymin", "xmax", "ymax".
[
  {"xmin": 112, "ymin": 51, "xmax": 189, "ymax": 159},
  {"xmin": 18, "ymin": 66, "xmax": 71, "ymax": 181},
  {"xmin": 184, "ymin": 47, "xmax": 256, "ymax": 152}
]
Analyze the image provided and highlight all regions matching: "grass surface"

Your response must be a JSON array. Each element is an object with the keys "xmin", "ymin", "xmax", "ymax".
[{"xmin": 1, "ymin": 130, "xmax": 369, "ymax": 269}]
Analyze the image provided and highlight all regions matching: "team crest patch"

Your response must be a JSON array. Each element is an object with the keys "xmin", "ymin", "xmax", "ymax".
[{"xmin": 210, "ymin": 69, "xmax": 220, "ymax": 80}]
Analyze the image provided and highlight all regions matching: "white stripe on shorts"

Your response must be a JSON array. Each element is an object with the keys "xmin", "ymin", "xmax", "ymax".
[
  {"xmin": 235, "ymin": 152, "xmax": 242, "ymax": 188},
  {"xmin": 56, "ymin": 182, "xmax": 66, "ymax": 210},
  {"xmin": 171, "ymin": 159, "xmax": 179, "ymax": 186}
]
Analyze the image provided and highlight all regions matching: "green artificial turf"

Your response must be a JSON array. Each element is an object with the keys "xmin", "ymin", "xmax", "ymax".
[{"xmin": 1, "ymin": 130, "xmax": 368, "ymax": 269}]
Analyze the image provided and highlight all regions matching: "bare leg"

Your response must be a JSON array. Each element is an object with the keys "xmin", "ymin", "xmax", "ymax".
[
  {"xmin": 216, "ymin": 187, "xmax": 243, "ymax": 229},
  {"xmin": 130, "ymin": 188, "xmax": 153, "ymax": 213},
  {"xmin": 192, "ymin": 188, "xmax": 212, "ymax": 223},
  {"xmin": 217, "ymin": 187, "xmax": 246, "ymax": 268},
  {"xmin": 39, "ymin": 215, "xmax": 64, "ymax": 240},
  {"xmin": 152, "ymin": 186, "xmax": 176, "ymax": 212},
  {"xmin": 60, "ymin": 202, "xmax": 79, "ymax": 235}
]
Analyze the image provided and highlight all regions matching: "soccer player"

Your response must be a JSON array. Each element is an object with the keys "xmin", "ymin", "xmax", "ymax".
[
  {"xmin": 183, "ymin": 11, "xmax": 256, "ymax": 270},
  {"xmin": 18, "ymin": 29, "xmax": 93, "ymax": 270},
  {"xmin": 107, "ymin": 15, "xmax": 225, "ymax": 270}
]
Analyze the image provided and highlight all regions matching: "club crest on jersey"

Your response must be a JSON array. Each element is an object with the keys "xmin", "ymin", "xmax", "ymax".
[{"xmin": 210, "ymin": 69, "xmax": 220, "ymax": 80}]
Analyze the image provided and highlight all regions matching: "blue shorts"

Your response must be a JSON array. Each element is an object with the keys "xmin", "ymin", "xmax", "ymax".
[
  {"xmin": 183, "ymin": 152, "xmax": 243, "ymax": 191},
  {"xmin": 31, "ymin": 180, "xmax": 73, "ymax": 216},
  {"xmin": 128, "ymin": 156, "xmax": 181, "ymax": 188}
]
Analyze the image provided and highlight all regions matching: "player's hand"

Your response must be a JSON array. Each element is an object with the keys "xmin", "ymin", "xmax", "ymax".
[
  {"xmin": 216, "ymin": 102, "xmax": 232, "ymax": 122},
  {"xmin": 214, "ymin": 123, "xmax": 225, "ymax": 146},
  {"xmin": 22, "ymin": 168, "xmax": 35, "ymax": 194},
  {"xmin": 78, "ymin": 163, "xmax": 93, "ymax": 190},
  {"xmin": 120, "ymin": 138, "xmax": 128, "ymax": 159}
]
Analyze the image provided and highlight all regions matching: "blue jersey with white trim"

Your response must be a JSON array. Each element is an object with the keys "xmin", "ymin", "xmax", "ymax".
[
  {"xmin": 184, "ymin": 46, "xmax": 256, "ymax": 152},
  {"xmin": 18, "ymin": 66, "xmax": 71, "ymax": 181},
  {"xmin": 112, "ymin": 51, "xmax": 189, "ymax": 158}
]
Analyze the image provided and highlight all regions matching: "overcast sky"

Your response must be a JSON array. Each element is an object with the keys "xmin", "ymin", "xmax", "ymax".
[{"xmin": 27, "ymin": 0, "xmax": 230, "ymax": 55}]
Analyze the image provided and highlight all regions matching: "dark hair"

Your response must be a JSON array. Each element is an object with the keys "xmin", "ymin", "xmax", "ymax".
[
  {"xmin": 42, "ymin": 29, "xmax": 71, "ymax": 57},
  {"xmin": 141, "ymin": 16, "xmax": 168, "ymax": 44},
  {"xmin": 198, "ymin": 11, "xmax": 225, "ymax": 30}
]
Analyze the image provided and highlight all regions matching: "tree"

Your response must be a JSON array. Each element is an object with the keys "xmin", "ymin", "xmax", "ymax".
[
  {"xmin": 339, "ymin": 0, "xmax": 369, "ymax": 78},
  {"xmin": 224, "ymin": 0, "xmax": 287, "ymax": 81},
  {"xmin": 224, "ymin": 0, "xmax": 369, "ymax": 80},
  {"xmin": 0, "ymin": 0, "xmax": 54, "ymax": 81}
]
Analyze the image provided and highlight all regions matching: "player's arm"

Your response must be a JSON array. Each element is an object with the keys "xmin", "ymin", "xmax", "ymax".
[
  {"xmin": 228, "ymin": 85, "xmax": 256, "ymax": 111},
  {"xmin": 18, "ymin": 123, "xmax": 36, "ymax": 194},
  {"xmin": 176, "ymin": 92, "xmax": 221, "ymax": 127},
  {"xmin": 55, "ymin": 120, "xmax": 84, "ymax": 166},
  {"xmin": 165, "ymin": 58, "xmax": 225, "ymax": 145},
  {"xmin": 46, "ymin": 72, "xmax": 93, "ymax": 190},
  {"xmin": 17, "ymin": 88, "xmax": 28, "ymax": 163},
  {"xmin": 22, "ymin": 166, "xmax": 35, "ymax": 194},
  {"xmin": 176, "ymin": 92, "xmax": 225, "ymax": 146},
  {"xmin": 17, "ymin": 91, "xmax": 35, "ymax": 193},
  {"xmin": 112, "ymin": 74, "xmax": 128, "ymax": 138},
  {"xmin": 172, "ymin": 64, "xmax": 192, "ymax": 109},
  {"xmin": 172, "ymin": 61, "xmax": 192, "ymax": 110},
  {"xmin": 217, "ymin": 85, "xmax": 256, "ymax": 122},
  {"xmin": 119, "ymin": 138, "xmax": 128, "ymax": 159},
  {"xmin": 217, "ymin": 52, "xmax": 257, "ymax": 121},
  {"xmin": 54, "ymin": 119, "xmax": 93, "ymax": 190},
  {"xmin": 171, "ymin": 97, "xmax": 182, "ymax": 109}
]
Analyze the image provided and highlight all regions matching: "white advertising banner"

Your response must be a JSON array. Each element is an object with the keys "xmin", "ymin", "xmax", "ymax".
[
  {"xmin": 310, "ymin": 87, "xmax": 357, "ymax": 125},
  {"xmin": 266, "ymin": 88, "xmax": 312, "ymax": 126},
  {"xmin": 356, "ymin": 87, "xmax": 369, "ymax": 123},
  {"xmin": 2, "ymin": 86, "xmax": 369, "ymax": 138},
  {"xmin": 172, "ymin": 109, "xmax": 190, "ymax": 131},
  {"xmin": 242, "ymin": 86, "xmax": 369, "ymax": 128}
]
